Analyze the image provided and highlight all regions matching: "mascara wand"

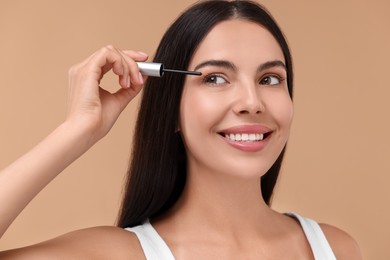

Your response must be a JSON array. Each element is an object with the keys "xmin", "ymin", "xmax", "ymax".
[{"xmin": 137, "ymin": 62, "xmax": 202, "ymax": 77}]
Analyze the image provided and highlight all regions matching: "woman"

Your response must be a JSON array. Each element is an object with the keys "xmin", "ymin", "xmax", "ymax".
[{"xmin": 0, "ymin": 0, "xmax": 361, "ymax": 259}]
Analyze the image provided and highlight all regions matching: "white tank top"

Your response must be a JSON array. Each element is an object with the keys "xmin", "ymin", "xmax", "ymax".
[{"xmin": 125, "ymin": 212, "xmax": 336, "ymax": 260}]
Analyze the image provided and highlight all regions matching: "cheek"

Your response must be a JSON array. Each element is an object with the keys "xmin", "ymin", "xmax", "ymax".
[
  {"xmin": 265, "ymin": 92, "xmax": 294, "ymax": 131},
  {"xmin": 179, "ymin": 89, "xmax": 225, "ymax": 134},
  {"xmin": 280, "ymin": 97, "xmax": 294, "ymax": 126}
]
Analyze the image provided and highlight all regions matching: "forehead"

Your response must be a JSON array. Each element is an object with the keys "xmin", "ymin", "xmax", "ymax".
[{"xmin": 189, "ymin": 19, "xmax": 284, "ymax": 68}]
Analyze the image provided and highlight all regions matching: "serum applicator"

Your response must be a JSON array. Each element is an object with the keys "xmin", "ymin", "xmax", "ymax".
[{"xmin": 136, "ymin": 62, "xmax": 202, "ymax": 77}]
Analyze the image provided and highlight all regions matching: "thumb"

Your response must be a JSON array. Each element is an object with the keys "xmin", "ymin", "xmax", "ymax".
[{"xmin": 113, "ymin": 84, "xmax": 143, "ymax": 112}]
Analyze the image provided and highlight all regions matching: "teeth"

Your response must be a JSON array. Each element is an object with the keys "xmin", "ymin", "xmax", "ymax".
[{"xmin": 225, "ymin": 133, "xmax": 265, "ymax": 142}]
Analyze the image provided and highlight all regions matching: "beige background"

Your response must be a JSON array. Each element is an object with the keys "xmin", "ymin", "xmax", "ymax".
[{"xmin": 0, "ymin": 0, "xmax": 389, "ymax": 259}]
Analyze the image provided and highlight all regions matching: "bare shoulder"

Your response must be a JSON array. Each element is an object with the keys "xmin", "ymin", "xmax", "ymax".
[
  {"xmin": 319, "ymin": 223, "xmax": 362, "ymax": 260},
  {"xmin": 0, "ymin": 226, "xmax": 145, "ymax": 259}
]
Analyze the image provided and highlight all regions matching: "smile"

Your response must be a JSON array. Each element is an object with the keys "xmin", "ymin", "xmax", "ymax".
[
  {"xmin": 217, "ymin": 125, "xmax": 272, "ymax": 152},
  {"xmin": 218, "ymin": 131, "xmax": 271, "ymax": 152},
  {"xmin": 222, "ymin": 133, "xmax": 265, "ymax": 142}
]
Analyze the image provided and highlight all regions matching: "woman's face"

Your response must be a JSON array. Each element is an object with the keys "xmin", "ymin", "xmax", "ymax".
[{"xmin": 179, "ymin": 19, "xmax": 293, "ymax": 179}]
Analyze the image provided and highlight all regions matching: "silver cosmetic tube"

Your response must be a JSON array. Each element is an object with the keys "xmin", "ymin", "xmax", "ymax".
[{"xmin": 136, "ymin": 62, "xmax": 164, "ymax": 77}]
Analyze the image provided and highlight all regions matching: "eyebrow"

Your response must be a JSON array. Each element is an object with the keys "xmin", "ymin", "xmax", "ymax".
[
  {"xmin": 194, "ymin": 59, "xmax": 237, "ymax": 72},
  {"xmin": 257, "ymin": 60, "xmax": 286, "ymax": 72},
  {"xmin": 193, "ymin": 59, "xmax": 286, "ymax": 73}
]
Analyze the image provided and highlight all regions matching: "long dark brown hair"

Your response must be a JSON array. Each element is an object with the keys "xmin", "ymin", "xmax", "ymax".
[{"xmin": 118, "ymin": 0, "xmax": 293, "ymax": 228}]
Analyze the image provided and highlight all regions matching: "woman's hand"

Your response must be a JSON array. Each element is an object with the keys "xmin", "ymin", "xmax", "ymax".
[
  {"xmin": 0, "ymin": 46, "xmax": 148, "ymax": 239},
  {"xmin": 66, "ymin": 45, "xmax": 148, "ymax": 145}
]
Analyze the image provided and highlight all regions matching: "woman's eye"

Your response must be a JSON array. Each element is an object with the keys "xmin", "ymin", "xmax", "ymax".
[
  {"xmin": 203, "ymin": 74, "xmax": 227, "ymax": 85},
  {"xmin": 260, "ymin": 75, "xmax": 281, "ymax": 85}
]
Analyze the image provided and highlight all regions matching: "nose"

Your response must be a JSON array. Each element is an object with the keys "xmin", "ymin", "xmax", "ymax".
[{"xmin": 232, "ymin": 83, "xmax": 265, "ymax": 115}]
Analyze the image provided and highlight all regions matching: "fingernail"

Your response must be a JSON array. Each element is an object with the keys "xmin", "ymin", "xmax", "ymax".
[
  {"xmin": 127, "ymin": 76, "xmax": 131, "ymax": 88},
  {"xmin": 138, "ymin": 72, "xmax": 144, "ymax": 84},
  {"xmin": 137, "ymin": 51, "xmax": 148, "ymax": 57}
]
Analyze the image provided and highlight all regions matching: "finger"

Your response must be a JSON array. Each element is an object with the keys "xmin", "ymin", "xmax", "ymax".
[
  {"xmin": 111, "ymin": 48, "xmax": 149, "ymax": 89},
  {"xmin": 88, "ymin": 45, "xmax": 127, "ymax": 79},
  {"xmin": 71, "ymin": 46, "xmax": 148, "ymax": 92},
  {"xmin": 98, "ymin": 47, "xmax": 130, "ymax": 89},
  {"xmin": 112, "ymin": 83, "xmax": 144, "ymax": 112},
  {"xmin": 122, "ymin": 50, "xmax": 149, "ymax": 61},
  {"xmin": 92, "ymin": 47, "xmax": 148, "ymax": 88},
  {"xmin": 120, "ymin": 50, "xmax": 149, "ymax": 86}
]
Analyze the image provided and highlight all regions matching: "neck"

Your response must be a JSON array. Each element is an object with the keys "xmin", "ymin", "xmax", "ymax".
[
  {"xmin": 151, "ymin": 167, "xmax": 309, "ymax": 259},
  {"xmin": 162, "ymin": 167, "xmax": 278, "ymax": 236}
]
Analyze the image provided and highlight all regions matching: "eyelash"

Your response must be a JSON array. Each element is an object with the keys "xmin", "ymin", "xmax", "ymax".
[
  {"xmin": 202, "ymin": 73, "xmax": 285, "ymax": 86},
  {"xmin": 202, "ymin": 73, "xmax": 228, "ymax": 85},
  {"xmin": 259, "ymin": 74, "xmax": 285, "ymax": 86}
]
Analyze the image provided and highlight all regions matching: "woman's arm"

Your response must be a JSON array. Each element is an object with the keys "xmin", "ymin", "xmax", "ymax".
[
  {"xmin": 0, "ymin": 46, "xmax": 148, "ymax": 239},
  {"xmin": 0, "ymin": 226, "xmax": 145, "ymax": 259}
]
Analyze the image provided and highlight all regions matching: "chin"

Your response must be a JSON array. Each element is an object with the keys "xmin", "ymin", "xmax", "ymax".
[{"xmin": 212, "ymin": 161, "xmax": 274, "ymax": 181}]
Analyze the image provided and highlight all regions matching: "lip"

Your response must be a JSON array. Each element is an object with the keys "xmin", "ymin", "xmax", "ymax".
[
  {"xmin": 218, "ymin": 124, "xmax": 273, "ymax": 152},
  {"xmin": 219, "ymin": 124, "xmax": 272, "ymax": 134}
]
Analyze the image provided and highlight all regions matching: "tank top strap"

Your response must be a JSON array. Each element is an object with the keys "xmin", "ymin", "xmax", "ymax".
[
  {"xmin": 125, "ymin": 220, "xmax": 175, "ymax": 260},
  {"xmin": 285, "ymin": 212, "xmax": 337, "ymax": 260},
  {"xmin": 126, "ymin": 214, "xmax": 336, "ymax": 259}
]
